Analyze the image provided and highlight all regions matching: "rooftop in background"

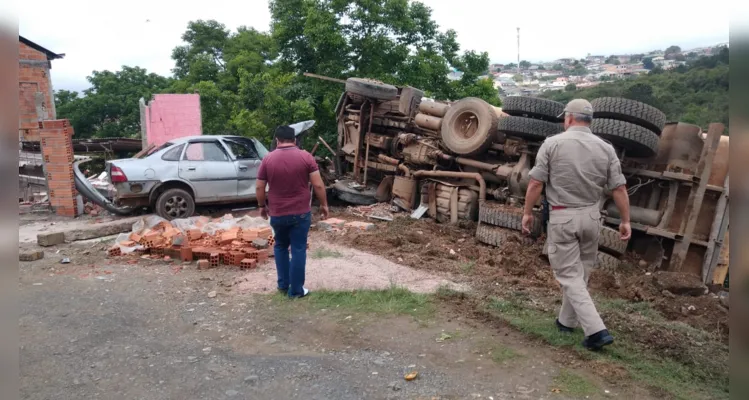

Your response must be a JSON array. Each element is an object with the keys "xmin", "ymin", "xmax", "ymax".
[{"xmin": 19, "ymin": 36, "xmax": 65, "ymax": 60}]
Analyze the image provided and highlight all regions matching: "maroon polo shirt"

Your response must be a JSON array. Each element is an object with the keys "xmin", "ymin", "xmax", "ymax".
[{"xmin": 257, "ymin": 145, "xmax": 319, "ymax": 217}]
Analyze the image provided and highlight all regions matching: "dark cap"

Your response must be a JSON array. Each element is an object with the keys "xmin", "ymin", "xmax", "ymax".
[{"xmin": 274, "ymin": 125, "xmax": 295, "ymax": 140}]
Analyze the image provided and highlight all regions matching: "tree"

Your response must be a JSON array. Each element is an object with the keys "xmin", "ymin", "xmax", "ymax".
[
  {"xmin": 504, "ymin": 63, "xmax": 517, "ymax": 70},
  {"xmin": 605, "ymin": 55, "xmax": 618, "ymax": 64},
  {"xmin": 642, "ymin": 57, "xmax": 655, "ymax": 70},
  {"xmin": 629, "ymin": 54, "xmax": 644, "ymax": 63},
  {"xmin": 565, "ymin": 83, "xmax": 577, "ymax": 91},
  {"xmin": 519, "ymin": 60, "xmax": 531, "ymax": 70},
  {"xmin": 552, "ymin": 63, "xmax": 564, "ymax": 71},
  {"xmin": 665, "ymin": 45, "xmax": 682, "ymax": 57},
  {"xmin": 55, "ymin": 66, "xmax": 173, "ymax": 138},
  {"xmin": 512, "ymin": 74, "xmax": 523, "ymax": 83}
]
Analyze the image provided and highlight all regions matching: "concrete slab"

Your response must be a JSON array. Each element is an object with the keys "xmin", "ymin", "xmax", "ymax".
[{"xmin": 19, "ymin": 215, "xmax": 149, "ymax": 244}]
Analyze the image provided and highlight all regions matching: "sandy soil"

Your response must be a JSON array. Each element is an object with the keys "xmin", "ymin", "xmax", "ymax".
[{"xmin": 236, "ymin": 239, "xmax": 467, "ymax": 294}]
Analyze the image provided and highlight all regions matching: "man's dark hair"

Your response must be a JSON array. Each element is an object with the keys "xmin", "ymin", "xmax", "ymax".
[{"xmin": 275, "ymin": 125, "xmax": 296, "ymax": 143}]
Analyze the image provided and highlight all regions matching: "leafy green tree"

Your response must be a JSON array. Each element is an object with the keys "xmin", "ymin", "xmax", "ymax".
[
  {"xmin": 565, "ymin": 83, "xmax": 577, "ymax": 91},
  {"xmin": 55, "ymin": 66, "xmax": 172, "ymax": 138},
  {"xmin": 665, "ymin": 45, "xmax": 681, "ymax": 57},
  {"xmin": 642, "ymin": 57, "xmax": 655, "ymax": 70},
  {"xmin": 512, "ymin": 74, "xmax": 523, "ymax": 83},
  {"xmin": 519, "ymin": 60, "xmax": 531, "ymax": 69},
  {"xmin": 504, "ymin": 63, "xmax": 517, "ymax": 70}
]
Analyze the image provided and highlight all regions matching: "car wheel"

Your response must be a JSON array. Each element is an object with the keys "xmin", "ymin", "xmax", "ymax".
[{"xmin": 156, "ymin": 188, "xmax": 195, "ymax": 220}]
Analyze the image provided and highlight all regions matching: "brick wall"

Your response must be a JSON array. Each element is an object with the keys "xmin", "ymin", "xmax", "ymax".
[
  {"xmin": 19, "ymin": 42, "xmax": 54, "ymax": 141},
  {"xmin": 39, "ymin": 119, "xmax": 78, "ymax": 217},
  {"xmin": 144, "ymin": 94, "xmax": 202, "ymax": 147}
]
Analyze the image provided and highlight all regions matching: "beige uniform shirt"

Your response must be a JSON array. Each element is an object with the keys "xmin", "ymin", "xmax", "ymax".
[{"xmin": 528, "ymin": 126, "xmax": 627, "ymax": 208}]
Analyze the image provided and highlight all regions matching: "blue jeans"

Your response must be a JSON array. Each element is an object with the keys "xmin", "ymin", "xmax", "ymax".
[{"xmin": 269, "ymin": 212, "xmax": 311, "ymax": 297}]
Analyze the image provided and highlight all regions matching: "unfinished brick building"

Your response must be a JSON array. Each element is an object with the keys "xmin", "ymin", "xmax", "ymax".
[
  {"xmin": 18, "ymin": 36, "xmax": 64, "ymax": 141},
  {"xmin": 18, "ymin": 36, "xmax": 74, "ymax": 213}
]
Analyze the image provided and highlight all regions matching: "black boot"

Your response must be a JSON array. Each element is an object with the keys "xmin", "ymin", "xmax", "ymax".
[
  {"xmin": 582, "ymin": 329, "xmax": 614, "ymax": 351},
  {"xmin": 555, "ymin": 319, "xmax": 574, "ymax": 333}
]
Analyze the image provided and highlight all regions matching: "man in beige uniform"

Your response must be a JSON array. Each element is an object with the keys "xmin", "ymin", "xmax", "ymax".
[{"xmin": 521, "ymin": 99, "xmax": 632, "ymax": 351}]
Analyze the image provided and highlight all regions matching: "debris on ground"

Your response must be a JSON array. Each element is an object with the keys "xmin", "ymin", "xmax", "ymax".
[
  {"xmin": 653, "ymin": 271, "xmax": 708, "ymax": 296},
  {"xmin": 404, "ymin": 371, "xmax": 418, "ymax": 381},
  {"xmin": 346, "ymin": 203, "xmax": 395, "ymax": 221},
  {"xmin": 19, "ymin": 250, "xmax": 44, "ymax": 261},
  {"xmin": 107, "ymin": 214, "xmax": 279, "ymax": 269}
]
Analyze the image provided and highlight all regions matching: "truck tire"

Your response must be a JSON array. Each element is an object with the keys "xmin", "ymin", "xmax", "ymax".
[
  {"xmin": 591, "ymin": 97, "xmax": 666, "ymax": 135},
  {"xmin": 596, "ymin": 251, "xmax": 621, "ymax": 274},
  {"xmin": 441, "ymin": 97, "xmax": 498, "ymax": 156},
  {"xmin": 476, "ymin": 223, "xmax": 534, "ymax": 247},
  {"xmin": 156, "ymin": 188, "xmax": 195, "ymax": 220},
  {"xmin": 497, "ymin": 116, "xmax": 564, "ymax": 142},
  {"xmin": 590, "ymin": 118, "xmax": 659, "ymax": 158},
  {"xmin": 501, "ymin": 96, "xmax": 565, "ymax": 122},
  {"xmin": 478, "ymin": 202, "xmax": 542, "ymax": 237},
  {"xmin": 598, "ymin": 225, "xmax": 628, "ymax": 256},
  {"xmin": 345, "ymin": 78, "xmax": 398, "ymax": 100}
]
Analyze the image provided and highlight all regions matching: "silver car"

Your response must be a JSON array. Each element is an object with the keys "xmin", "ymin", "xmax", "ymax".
[{"xmin": 106, "ymin": 135, "xmax": 270, "ymax": 219}]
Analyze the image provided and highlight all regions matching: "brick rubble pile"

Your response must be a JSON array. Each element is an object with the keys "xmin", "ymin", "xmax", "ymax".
[{"xmin": 107, "ymin": 215, "xmax": 290, "ymax": 270}]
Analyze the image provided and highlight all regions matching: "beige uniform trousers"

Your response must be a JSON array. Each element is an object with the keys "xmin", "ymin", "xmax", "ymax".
[{"xmin": 547, "ymin": 205, "xmax": 606, "ymax": 336}]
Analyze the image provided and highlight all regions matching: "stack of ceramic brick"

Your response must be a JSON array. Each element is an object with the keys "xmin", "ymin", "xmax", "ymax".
[
  {"xmin": 109, "ymin": 217, "xmax": 276, "ymax": 269},
  {"xmin": 39, "ymin": 120, "xmax": 78, "ymax": 217}
]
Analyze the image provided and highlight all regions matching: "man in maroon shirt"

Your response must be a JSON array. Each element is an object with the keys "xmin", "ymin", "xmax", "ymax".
[{"xmin": 256, "ymin": 125, "xmax": 329, "ymax": 298}]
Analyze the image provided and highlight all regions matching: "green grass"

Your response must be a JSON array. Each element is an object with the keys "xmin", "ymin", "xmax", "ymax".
[
  {"xmin": 272, "ymin": 286, "xmax": 435, "ymax": 321},
  {"xmin": 489, "ymin": 343, "xmax": 520, "ymax": 364},
  {"xmin": 485, "ymin": 297, "xmax": 728, "ymax": 400},
  {"xmin": 553, "ymin": 370, "xmax": 598, "ymax": 397},
  {"xmin": 310, "ymin": 247, "xmax": 344, "ymax": 259},
  {"xmin": 459, "ymin": 260, "xmax": 476, "ymax": 274}
]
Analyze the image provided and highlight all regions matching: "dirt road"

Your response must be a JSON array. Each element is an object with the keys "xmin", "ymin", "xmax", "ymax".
[{"xmin": 19, "ymin": 233, "xmax": 639, "ymax": 400}]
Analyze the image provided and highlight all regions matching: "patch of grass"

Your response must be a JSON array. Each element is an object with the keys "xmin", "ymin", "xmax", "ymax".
[
  {"xmin": 489, "ymin": 344, "xmax": 520, "ymax": 364},
  {"xmin": 273, "ymin": 286, "xmax": 435, "ymax": 321},
  {"xmin": 310, "ymin": 247, "xmax": 344, "ymax": 259},
  {"xmin": 459, "ymin": 260, "xmax": 476, "ymax": 274},
  {"xmin": 553, "ymin": 370, "xmax": 598, "ymax": 397},
  {"xmin": 485, "ymin": 297, "xmax": 729, "ymax": 400}
]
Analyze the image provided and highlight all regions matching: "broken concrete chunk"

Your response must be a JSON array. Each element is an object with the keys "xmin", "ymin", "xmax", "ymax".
[
  {"xmin": 37, "ymin": 232, "xmax": 65, "ymax": 247},
  {"xmin": 343, "ymin": 221, "xmax": 376, "ymax": 231},
  {"xmin": 252, "ymin": 238, "xmax": 269, "ymax": 249},
  {"xmin": 19, "ymin": 249, "xmax": 44, "ymax": 261},
  {"xmin": 318, "ymin": 218, "xmax": 346, "ymax": 231},
  {"xmin": 653, "ymin": 271, "xmax": 708, "ymax": 296},
  {"xmin": 718, "ymin": 291, "xmax": 729, "ymax": 308}
]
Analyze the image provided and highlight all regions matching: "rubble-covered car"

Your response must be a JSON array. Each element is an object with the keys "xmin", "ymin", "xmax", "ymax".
[{"xmin": 105, "ymin": 135, "xmax": 270, "ymax": 219}]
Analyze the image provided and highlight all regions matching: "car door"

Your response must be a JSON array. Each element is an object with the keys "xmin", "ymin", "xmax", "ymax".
[
  {"xmin": 222, "ymin": 138, "xmax": 262, "ymax": 200},
  {"xmin": 179, "ymin": 139, "xmax": 238, "ymax": 202}
]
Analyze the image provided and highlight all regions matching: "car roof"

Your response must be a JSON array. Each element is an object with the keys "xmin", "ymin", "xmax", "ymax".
[{"xmin": 167, "ymin": 135, "xmax": 250, "ymax": 145}]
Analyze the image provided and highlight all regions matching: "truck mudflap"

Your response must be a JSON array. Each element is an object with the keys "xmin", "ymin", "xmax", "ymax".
[{"xmin": 74, "ymin": 158, "xmax": 135, "ymax": 216}]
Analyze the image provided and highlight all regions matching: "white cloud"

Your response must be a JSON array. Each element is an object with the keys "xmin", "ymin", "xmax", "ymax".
[{"xmin": 17, "ymin": 0, "xmax": 728, "ymax": 92}]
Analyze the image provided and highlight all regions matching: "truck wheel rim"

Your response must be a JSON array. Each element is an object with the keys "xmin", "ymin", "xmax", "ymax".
[
  {"xmin": 453, "ymin": 111, "xmax": 479, "ymax": 139},
  {"xmin": 164, "ymin": 196, "xmax": 189, "ymax": 218}
]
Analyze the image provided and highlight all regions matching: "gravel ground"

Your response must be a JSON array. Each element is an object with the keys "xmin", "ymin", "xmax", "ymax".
[{"xmin": 18, "ymin": 213, "xmax": 650, "ymax": 400}]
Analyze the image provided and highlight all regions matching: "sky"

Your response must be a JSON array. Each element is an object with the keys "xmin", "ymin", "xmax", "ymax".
[{"xmin": 12, "ymin": 0, "xmax": 730, "ymax": 93}]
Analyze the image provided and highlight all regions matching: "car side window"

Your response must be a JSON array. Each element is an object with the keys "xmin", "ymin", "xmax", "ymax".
[
  {"xmin": 161, "ymin": 144, "xmax": 185, "ymax": 161},
  {"xmin": 225, "ymin": 140, "xmax": 258, "ymax": 160},
  {"xmin": 183, "ymin": 142, "xmax": 229, "ymax": 162}
]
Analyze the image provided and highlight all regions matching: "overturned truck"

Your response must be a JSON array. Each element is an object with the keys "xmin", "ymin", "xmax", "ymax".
[{"xmin": 325, "ymin": 77, "xmax": 729, "ymax": 285}]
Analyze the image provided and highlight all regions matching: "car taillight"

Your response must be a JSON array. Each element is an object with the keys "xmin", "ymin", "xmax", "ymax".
[{"xmin": 110, "ymin": 165, "xmax": 128, "ymax": 183}]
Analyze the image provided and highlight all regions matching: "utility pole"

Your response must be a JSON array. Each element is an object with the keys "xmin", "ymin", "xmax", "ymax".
[{"xmin": 517, "ymin": 27, "xmax": 520, "ymax": 74}]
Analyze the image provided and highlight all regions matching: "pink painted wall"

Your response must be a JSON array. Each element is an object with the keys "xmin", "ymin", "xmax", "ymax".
[{"xmin": 145, "ymin": 94, "xmax": 202, "ymax": 147}]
